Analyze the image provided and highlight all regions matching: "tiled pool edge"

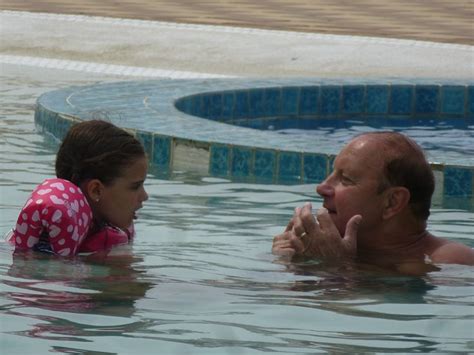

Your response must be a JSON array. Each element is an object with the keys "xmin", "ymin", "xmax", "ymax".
[{"xmin": 34, "ymin": 78, "xmax": 474, "ymax": 208}]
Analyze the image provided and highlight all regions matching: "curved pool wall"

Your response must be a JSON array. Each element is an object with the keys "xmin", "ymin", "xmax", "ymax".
[{"xmin": 35, "ymin": 78, "xmax": 474, "ymax": 204}]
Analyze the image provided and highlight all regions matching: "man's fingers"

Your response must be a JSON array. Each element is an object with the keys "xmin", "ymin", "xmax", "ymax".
[
  {"xmin": 292, "ymin": 214, "xmax": 306, "ymax": 237},
  {"xmin": 315, "ymin": 208, "xmax": 336, "ymax": 232},
  {"xmin": 272, "ymin": 246, "xmax": 296, "ymax": 257},
  {"xmin": 294, "ymin": 206, "xmax": 302, "ymax": 217},
  {"xmin": 343, "ymin": 214, "xmax": 362, "ymax": 246},
  {"xmin": 284, "ymin": 218, "xmax": 294, "ymax": 232},
  {"xmin": 299, "ymin": 204, "xmax": 318, "ymax": 235},
  {"xmin": 273, "ymin": 231, "xmax": 305, "ymax": 255}
]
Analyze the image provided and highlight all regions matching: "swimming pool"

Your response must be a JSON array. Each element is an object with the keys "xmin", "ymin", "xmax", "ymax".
[
  {"xmin": 1, "ymin": 70, "xmax": 474, "ymax": 354},
  {"xmin": 35, "ymin": 78, "xmax": 474, "ymax": 209}
]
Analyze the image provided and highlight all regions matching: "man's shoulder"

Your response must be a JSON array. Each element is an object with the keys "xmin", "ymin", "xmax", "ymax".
[{"xmin": 429, "ymin": 240, "xmax": 474, "ymax": 266}]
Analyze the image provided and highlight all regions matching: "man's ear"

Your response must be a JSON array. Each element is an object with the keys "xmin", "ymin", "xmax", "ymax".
[
  {"xmin": 382, "ymin": 187, "xmax": 410, "ymax": 220},
  {"xmin": 82, "ymin": 179, "xmax": 104, "ymax": 203}
]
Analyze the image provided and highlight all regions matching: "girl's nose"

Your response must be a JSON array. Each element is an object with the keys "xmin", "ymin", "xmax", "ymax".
[{"xmin": 141, "ymin": 188, "xmax": 149, "ymax": 202}]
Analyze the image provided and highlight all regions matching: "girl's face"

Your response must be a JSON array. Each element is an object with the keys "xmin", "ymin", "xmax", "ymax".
[{"xmin": 95, "ymin": 156, "xmax": 149, "ymax": 229}]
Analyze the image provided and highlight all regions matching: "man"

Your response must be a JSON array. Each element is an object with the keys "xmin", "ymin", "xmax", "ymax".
[{"xmin": 272, "ymin": 132, "xmax": 474, "ymax": 272}]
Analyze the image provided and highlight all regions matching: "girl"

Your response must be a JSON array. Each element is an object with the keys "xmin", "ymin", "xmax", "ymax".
[{"xmin": 9, "ymin": 120, "xmax": 149, "ymax": 256}]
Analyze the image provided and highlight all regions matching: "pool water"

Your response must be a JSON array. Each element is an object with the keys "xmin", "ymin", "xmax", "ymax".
[
  {"xmin": 273, "ymin": 119, "xmax": 474, "ymax": 165},
  {"xmin": 1, "ymin": 68, "xmax": 474, "ymax": 354}
]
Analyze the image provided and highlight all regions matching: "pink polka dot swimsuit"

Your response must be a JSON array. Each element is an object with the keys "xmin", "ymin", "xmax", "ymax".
[
  {"xmin": 12, "ymin": 179, "xmax": 92, "ymax": 256},
  {"xmin": 9, "ymin": 178, "xmax": 132, "ymax": 256}
]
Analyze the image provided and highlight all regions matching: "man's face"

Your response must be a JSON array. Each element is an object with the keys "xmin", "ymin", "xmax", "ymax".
[{"xmin": 316, "ymin": 136, "xmax": 386, "ymax": 238}]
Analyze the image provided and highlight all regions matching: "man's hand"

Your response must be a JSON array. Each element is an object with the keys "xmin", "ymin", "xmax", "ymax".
[
  {"xmin": 272, "ymin": 230, "xmax": 303, "ymax": 258},
  {"xmin": 271, "ymin": 207, "xmax": 305, "ymax": 257},
  {"xmin": 295, "ymin": 204, "xmax": 361, "ymax": 259},
  {"xmin": 272, "ymin": 203, "xmax": 362, "ymax": 260}
]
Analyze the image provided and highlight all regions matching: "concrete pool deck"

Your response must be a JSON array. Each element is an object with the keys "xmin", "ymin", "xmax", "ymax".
[
  {"xmin": 0, "ymin": 10, "xmax": 473, "ymax": 79},
  {"xmin": 1, "ymin": 0, "xmax": 473, "ymax": 45}
]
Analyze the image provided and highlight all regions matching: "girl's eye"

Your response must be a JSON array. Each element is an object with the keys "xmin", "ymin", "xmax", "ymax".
[{"xmin": 131, "ymin": 183, "xmax": 143, "ymax": 190}]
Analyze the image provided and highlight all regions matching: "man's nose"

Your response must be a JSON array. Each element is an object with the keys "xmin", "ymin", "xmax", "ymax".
[{"xmin": 316, "ymin": 176, "xmax": 334, "ymax": 196}]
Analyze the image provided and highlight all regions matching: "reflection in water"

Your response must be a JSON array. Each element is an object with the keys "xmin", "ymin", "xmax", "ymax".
[
  {"xmin": 196, "ymin": 260, "xmax": 467, "ymax": 353},
  {"xmin": 6, "ymin": 249, "xmax": 152, "ymax": 315},
  {"xmin": 283, "ymin": 260, "xmax": 436, "ymax": 304},
  {"xmin": 4, "ymin": 248, "xmax": 153, "ymax": 339}
]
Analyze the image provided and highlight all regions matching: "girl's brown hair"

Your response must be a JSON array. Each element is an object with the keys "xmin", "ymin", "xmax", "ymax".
[{"xmin": 55, "ymin": 120, "xmax": 145, "ymax": 186}]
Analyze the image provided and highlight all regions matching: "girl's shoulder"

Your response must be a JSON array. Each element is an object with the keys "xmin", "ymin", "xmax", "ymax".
[{"xmin": 11, "ymin": 178, "xmax": 92, "ymax": 256}]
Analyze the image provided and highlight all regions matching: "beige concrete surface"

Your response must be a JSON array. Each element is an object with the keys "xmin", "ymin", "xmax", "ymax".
[
  {"xmin": 1, "ymin": 0, "xmax": 473, "ymax": 45},
  {"xmin": 0, "ymin": 1, "xmax": 472, "ymax": 79},
  {"xmin": 1, "ymin": 10, "xmax": 472, "ymax": 79}
]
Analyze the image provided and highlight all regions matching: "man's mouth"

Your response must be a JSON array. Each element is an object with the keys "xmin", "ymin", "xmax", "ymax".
[{"xmin": 324, "ymin": 205, "xmax": 337, "ymax": 214}]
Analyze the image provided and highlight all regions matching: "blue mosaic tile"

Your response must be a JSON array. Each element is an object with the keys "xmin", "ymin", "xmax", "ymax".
[
  {"xmin": 328, "ymin": 155, "xmax": 336, "ymax": 173},
  {"xmin": 280, "ymin": 87, "xmax": 299, "ymax": 116},
  {"xmin": 221, "ymin": 92, "xmax": 234, "ymax": 121},
  {"xmin": 320, "ymin": 86, "xmax": 341, "ymax": 115},
  {"xmin": 243, "ymin": 118, "xmax": 267, "ymax": 130},
  {"xmin": 254, "ymin": 149, "xmax": 276, "ymax": 180},
  {"xmin": 52, "ymin": 116, "xmax": 62, "ymax": 138},
  {"xmin": 248, "ymin": 89, "xmax": 265, "ymax": 118},
  {"xmin": 43, "ymin": 112, "xmax": 57, "ymax": 135},
  {"xmin": 303, "ymin": 153, "xmax": 327, "ymax": 183},
  {"xmin": 441, "ymin": 86, "xmax": 465, "ymax": 115},
  {"xmin": 34, "ymin": 106, "xmax": 46, "ymax": 126},
  {"xmin": 201, "ymin": 94, "xmax": 212, "ymax": 118},
  {"xmin": 50, "ymin": 114, "xmax": 61, "ymax": 135},
  {"xmin": 209, "ymin": 93, "xmax": 223, "ymax": 120},
  {"xmin": 468, "ymin": 86, "xmax": 474, "ymax": 115},
  {"xmin": 264, "ymin": 88, "xmax": 281, "ymax": 117},
  {"xmin": 366, "ymin": 85, "xmax": 389, "ymax": 114},
  {"xmin": 343, "ymin": 85, "xmax": 365, "ymax": 114},
  {"xmin": 233, "ymin": 90, "xmax": 250, "ymax": 119},
  {"xmin": 231, "ymin": 146, "xmax": 252, "ymax": 177},
  {"xmin": 444, "ymin": 166, "xmax": 473, "ymax": 197},
  {"xmin": 298, "ymin": 118, "xmax": 319, "ymax": 130},
  {"xmin": 277, "ymin": 118, "xmax": 299, "ymax": 129},
  {"xmin": 47, "ymin": 95, "xmax": 72, "ymax": 112},
  {"xmin": 125, "ymin": 100, "xmax": 147, "ymax": 109},
  {"xmin": 278, "ymin": 151, "xmax": 302, "ymax": 181},
  {"xmin": 152, "ymin": 135, "xmax": 171, "ymax": 167},
  {"xmin": 190, "ymin": 95, "xmax": 202, "ymax": 117},
  {"xmin": 57, "ymin": 118, "xmax": 73, "ymax": 140},
  {"xmin": 415, "ymin": 85, "xmax": 440, "ymax": 114},
  {"xmin": 299, "ymin": 86, "xmax": 319, "ymax": 116},
  {"xmin": 210, "ymin": 144, "xmax": 230, "ymax": 176},
  {"xmin": 136, "ymin": 130, "xmax": 153, "ymax": 158},
  {"xmin": 175, "ymin": 98, "xmax": 192, "ymax": 114},
  {"xmin": 390, "ymin": 85, "xmax": 414, "ymax": 115}
]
